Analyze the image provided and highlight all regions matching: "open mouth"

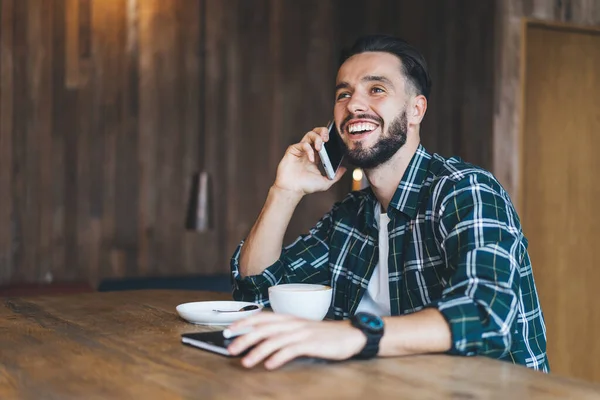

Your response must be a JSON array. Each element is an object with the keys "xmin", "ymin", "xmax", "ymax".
[{"xmin": 346, "ymin": 121, "xmax": 379, "ymax": 139}]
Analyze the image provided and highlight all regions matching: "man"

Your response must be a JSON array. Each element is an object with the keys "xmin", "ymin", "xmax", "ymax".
[{"xmin": 227, "ymin": 34, "xmax": 549, "ymax": 372}]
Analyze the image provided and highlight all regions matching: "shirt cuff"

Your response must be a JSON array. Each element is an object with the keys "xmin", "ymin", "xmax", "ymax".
[
  {"xmin": 230, "ymin": 240, "xmax": 284, "ymax": 305},
  {"xmin": 427, "ymin": 296, "xmax": 484, "ymax": 356}
]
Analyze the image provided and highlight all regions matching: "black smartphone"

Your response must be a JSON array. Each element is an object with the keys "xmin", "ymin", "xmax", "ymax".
[
  {"xmin": 318, "ymin": 121, "xmax": 345, "ymax": 180},
  {"xmin": 181, "ymin": 331, "xmax": 252, "ymax": 357}
]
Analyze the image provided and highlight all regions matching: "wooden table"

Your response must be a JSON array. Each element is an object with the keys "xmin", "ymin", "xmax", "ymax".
[{"xmin": 2, "ymin": 290, "xmax": 600, "ymax": 399}]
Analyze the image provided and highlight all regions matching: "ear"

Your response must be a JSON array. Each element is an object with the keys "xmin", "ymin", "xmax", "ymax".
[{"xmin": 408, "ymin": 95, "xmax": 427, "ymax": 126}]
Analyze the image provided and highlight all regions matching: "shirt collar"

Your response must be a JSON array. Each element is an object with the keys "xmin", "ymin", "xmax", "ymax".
[
  {"xmin": 388, "ymin": 144, "xmax": 431, "ymax": 218},
  {"xmin": 362, "ymin": 144, "xmax": 432, "ymax": 226}
]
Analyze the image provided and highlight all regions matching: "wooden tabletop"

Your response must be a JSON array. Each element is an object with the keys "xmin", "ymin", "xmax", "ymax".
[{"xmin": 2, "ymin": 290, "xmax": 600, "ymax": 400}]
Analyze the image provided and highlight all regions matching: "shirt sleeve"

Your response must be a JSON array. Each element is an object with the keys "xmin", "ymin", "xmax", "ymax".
[
  {"xmin": 430, "ymin": 172, "xmax": 524, "ymax": 358},
  {"xmin": 230, "ymin": 207, "xmax": 335, "ymax": 305}
]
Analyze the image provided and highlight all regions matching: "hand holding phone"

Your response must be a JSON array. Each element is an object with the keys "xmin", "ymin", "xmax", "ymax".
[
  {"xmin": 273, "ymin": 123, "xmax": 345, "ymax": 194},
  {"xmin": 318, "ymin": 121, "xmax": 344, "ymax": 180}
]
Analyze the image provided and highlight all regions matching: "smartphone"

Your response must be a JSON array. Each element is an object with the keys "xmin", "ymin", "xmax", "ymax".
[
  {"xmin": 181, "ymin": 331, "xmax": 253, "ymax": 357},
  {"xmin": 318, "ymin": 121, "xmax": 345, "ymax": 180}
]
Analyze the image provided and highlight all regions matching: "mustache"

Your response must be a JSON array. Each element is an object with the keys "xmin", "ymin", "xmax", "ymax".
[{"xmin": 340, "ymin": 113, "xmax": 384, "ymax": 133}]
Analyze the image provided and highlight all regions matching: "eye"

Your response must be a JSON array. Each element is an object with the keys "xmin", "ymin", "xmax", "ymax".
[
  {"xmin": 336, "ymin": 92, "xmax": 351, "ymax": 101},
  {"xmin": 371, "ymin": 86, "xmax": 385, "ymax": 94}
]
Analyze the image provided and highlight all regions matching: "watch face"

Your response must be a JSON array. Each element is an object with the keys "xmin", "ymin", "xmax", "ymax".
[{"xmin": 358, "ymin": 313, "xmax": 384, "ymax": 331}]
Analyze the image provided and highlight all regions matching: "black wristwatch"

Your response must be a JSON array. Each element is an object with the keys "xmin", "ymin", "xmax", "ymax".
[{"xmin": 350, "ymin": 312, "xmax": 385, "ymax": 359}]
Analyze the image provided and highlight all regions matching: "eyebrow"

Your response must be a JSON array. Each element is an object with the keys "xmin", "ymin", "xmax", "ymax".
[
  {"xmin": 335, "ymin": 82, "xmax": 350, "ymax": 92},
  {"xmin": 363, "ymin": 75, "xmax": 394, "ymax": 87},
  {"xmin": 335, "ymin": 75, "xmax": 394, "ymax": 92}
]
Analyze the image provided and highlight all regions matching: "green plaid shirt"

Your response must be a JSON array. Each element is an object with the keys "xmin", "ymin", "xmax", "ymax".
[{"xmin": 231, "ymin": 145, "xmax": 549, "ymax": 371}]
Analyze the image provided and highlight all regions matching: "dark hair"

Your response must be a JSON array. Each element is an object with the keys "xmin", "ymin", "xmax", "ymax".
[{"xmin": 339, "ymin": 34, "xmax": 432, "ymax": 100}]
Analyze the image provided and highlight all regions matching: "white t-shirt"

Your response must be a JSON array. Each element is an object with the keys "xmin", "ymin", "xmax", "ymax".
[{"xmin": 355, "ymin": 202, "xmax": 391, "ymax": 317}]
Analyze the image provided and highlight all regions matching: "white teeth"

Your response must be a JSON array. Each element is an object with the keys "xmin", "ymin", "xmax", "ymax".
[{"xmin": 348, "ymin": 122, "xmax": 377, "ymax": 133}]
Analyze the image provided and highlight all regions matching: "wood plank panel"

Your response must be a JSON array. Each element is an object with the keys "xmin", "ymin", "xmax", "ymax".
[
  {"xmin": 116, "ymin": 0, "xmax": 140, "ymax": 277},
  {"xmin": 77, "ymin": 0, "xmax": 92, "ymax": 87},
  {"xmin": 75, "ymin": 0, "xmax": 94, "ymax": 284},
  {"xmin": 267, "ymin": 0, "xmax": 283, "ymax": 178},
  {"xmin": 150, "ymin": 0, "xmax": 177, "ymax": 276},
  {"xmin": 221, "ymin": 0, "xmax": 242, "ymax": 270},
  {"xmin": 433, "ymin": 0, "xmax": 463, "ymax": 160},
  {"xmin": 35, "ymin": 0, "xmax": 55, "ymax": 284},
  {"xmin": 142, "ymin": 0, "xmax": 184, "ymax": 276},
  {"xmin": 65, "ymin": 0, "xmax": 79, "ymax": 88},
  {"xmin": 90, "ymin": 0, "xmax": 128, "ymax": 276},
  {"xmin": 60, "ymin": 0, "xmax": 80, "ymax": 278},
  {"xmin": 160, "ymin": 0, "xmax": 185, "ymax": 276},
  {"xmin": 179, "ymin": 0, "xmax": 210, "ymax": 274},
  {"xmin": 203, "ymin": 0, "xmax": 239, "ymax": 273},
  {"xmin": 137, "ymin": 0, "xmax": 160, "ymax": 276},
  {"xmin": 235, "ymin": 0, "xmax": 272, "ymax": 248},
  {"xmin": 78, "ymin": 0, "xmax": 92, "ymax": 59},
  {"xmin": 11, "ymin": 0, "xmax": 33, "ymax": 281},
  {"xmin": 0, "ymin": 0, "xmax": 15, "ymax": 283},
  {"xmin": 51, "ymin": 0, "xmax": 68, "ymax": 282}
]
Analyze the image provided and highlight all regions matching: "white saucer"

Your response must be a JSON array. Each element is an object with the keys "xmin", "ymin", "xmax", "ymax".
[{"xmin": 176, "ymin": 301, "xmax": 263, "ymax": 326}]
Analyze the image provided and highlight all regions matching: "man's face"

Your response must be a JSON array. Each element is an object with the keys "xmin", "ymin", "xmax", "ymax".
[{"xmin": 334, "ymin": 52, "xmax": 410, "ymax": 169}]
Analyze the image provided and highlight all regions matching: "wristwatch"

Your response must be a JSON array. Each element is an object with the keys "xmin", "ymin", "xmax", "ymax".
[{"xmin": 350, "ymin": 312, "xmax": 385, "ymax": 359}]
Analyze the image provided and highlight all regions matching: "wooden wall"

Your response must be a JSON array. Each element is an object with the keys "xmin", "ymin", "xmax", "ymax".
[
  {"xmin": 0, "ymin": 0, "xmax": 204, "ymax": 284},
  {"xmin": 493, "ymin": 0, "xmax": 600, "ymax": 206},
  {"xmin": 0, "ymin": 0, "xmax": 495, "ymax": 286}
]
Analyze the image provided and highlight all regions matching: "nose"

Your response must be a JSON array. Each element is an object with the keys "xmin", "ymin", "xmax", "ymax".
[{"xmin": 346, "ymin": 92, "xmax": 368, "ymax": 114}]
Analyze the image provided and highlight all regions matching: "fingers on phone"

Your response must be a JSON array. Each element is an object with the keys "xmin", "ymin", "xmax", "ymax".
[
  {"xmin": 301, "ymin": 131, "xmax": 324, "ymax": 155},
  {"xmin": 312, "ymin": 126, "xmax": 329, "ymax": 140},
  {"xmin": 314, "ymin": 136, "xmax": 323, "ymax": 151},
  {"xmin": 302, "ymin": 142, "xmax": 315, "ymax": 162},
  {"xmin": 303, "ymin": 130, "xmax": 321, "ymax": 144},
  {"xmin": 305, "ymin": 129, "xmax": 328, "ymax": 144}
]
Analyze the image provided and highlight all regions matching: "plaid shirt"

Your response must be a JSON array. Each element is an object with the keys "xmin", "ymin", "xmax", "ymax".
[{"xmin": 231, "ymin": 145, "xmax": 549, "ymax": 371}]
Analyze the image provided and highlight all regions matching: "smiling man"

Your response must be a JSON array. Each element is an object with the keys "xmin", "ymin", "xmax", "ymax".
[{"xmin": 228, "ymin": 34, "xmax": 549, "ymax": 371}]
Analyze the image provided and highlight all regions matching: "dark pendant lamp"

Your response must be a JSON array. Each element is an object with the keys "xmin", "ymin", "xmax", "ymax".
[{"xmin": 185, "ymin": 171, "xmax": 212, "ymax": 231}]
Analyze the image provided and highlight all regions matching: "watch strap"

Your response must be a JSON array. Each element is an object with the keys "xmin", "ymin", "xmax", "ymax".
[{"xmin": 351, "ymin": 313, "xmax": 384, "ymax": 359}]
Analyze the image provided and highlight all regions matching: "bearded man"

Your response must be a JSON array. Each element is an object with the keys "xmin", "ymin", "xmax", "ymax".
[{"xmin": 227, "ymin": 34, "xmax": 549, "ymax": 372}]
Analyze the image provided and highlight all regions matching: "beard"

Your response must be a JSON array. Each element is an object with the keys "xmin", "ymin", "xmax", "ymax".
[{"xmin": 343, "ymin": 109, "xmax": 408, "ymax": 170}]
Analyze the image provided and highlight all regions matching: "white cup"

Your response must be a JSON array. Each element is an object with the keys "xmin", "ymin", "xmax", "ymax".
[{"xmin": 268, "ymin": 283, "xmax": 333, "ymax": 320}]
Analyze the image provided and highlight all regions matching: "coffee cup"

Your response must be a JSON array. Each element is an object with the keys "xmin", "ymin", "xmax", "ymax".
[{"xmin": 268, "ymin": 283, "xmax": 333, "ymax": 320}]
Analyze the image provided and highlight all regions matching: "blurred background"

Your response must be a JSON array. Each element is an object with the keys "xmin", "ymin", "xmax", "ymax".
[{"xmin": 0, "ymin": 0, "xmax": 599, "ymax": 383}]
